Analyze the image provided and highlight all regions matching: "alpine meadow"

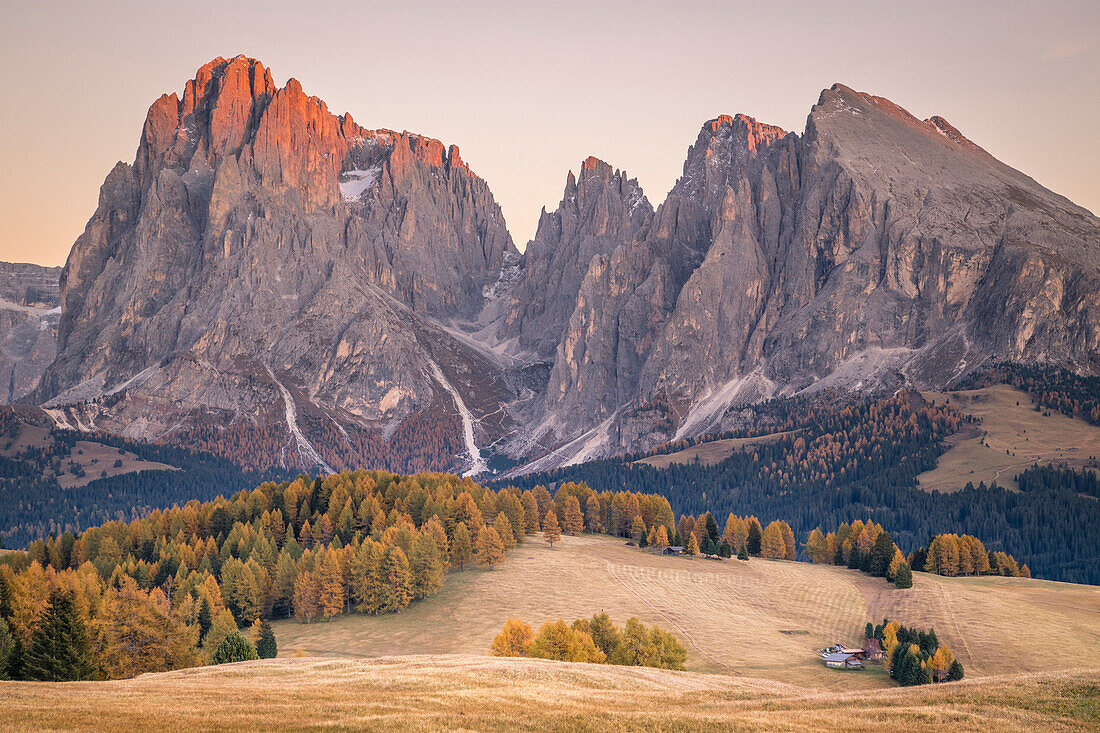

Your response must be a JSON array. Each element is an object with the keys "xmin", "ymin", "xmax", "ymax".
[{"xmin": 1, "ymin": 2, "xmax": 1099, "ymax": 730}]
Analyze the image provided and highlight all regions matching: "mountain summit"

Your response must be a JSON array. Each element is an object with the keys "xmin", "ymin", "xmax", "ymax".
[
  {"xmin": 27, "ymin": 64, "xmax": 1100, "ymax": 473},
  {"xmin": 37, "ymin": 56, "xmax": 517, "ymax": 473}
]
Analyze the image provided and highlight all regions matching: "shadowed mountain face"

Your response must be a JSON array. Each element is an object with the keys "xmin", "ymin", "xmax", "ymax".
[
  {"xmin": 30, "ymin": 61, "xmax": 1100, "ymax": 474},
  {"xmin": 0, "ymin": 262, "xmax": 61, "ymax": 403}
]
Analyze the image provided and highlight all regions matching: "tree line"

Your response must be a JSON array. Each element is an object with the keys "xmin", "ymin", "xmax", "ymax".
[{"xmin": 502, "ymin": 392, "xmax": 1100, "ymax": 584}]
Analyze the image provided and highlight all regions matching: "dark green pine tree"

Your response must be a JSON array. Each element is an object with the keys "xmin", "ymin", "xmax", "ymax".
[
  {"xmin": 947, "ymin": 659, "xmax": 965, "ymax": 681},
  {"xmin": 869, "ymin": 531, "xmax": 895, "ymax": 577},
  {"xmin": 847, "ymin": 548, "xmax": 862, "ymax": 570},
  {"xmin": 198, "ymin": 595, "xmax": 213, "ymax": 639},
  {"xmin": 22, "ymin": 591, "xmax": 93, "ymax": 681},
  {"xmin": 0, "ymin": 617, "xmax": 13, "ymax": 680},
  {"xmin": 864, "ymin": 622, "xmax": 874, "ymax": 640},
  {"xmin": 746, "ymin": 523, "xmax": 762, "ymax": 556},
  {"xmin": 212, "ymin": 632, "xmax": 258, "ymax": 665},
  {"xmin": 737, "ymin": 543, "xmax": 749, "ymax": 561},
  {"xmin": 894, "ymin": 562, "xmax": 913, "ymax": 589},
  {"xmin": 256, "ymin": 620, "xmax": 278, "ymax": 659},
  {"xmin": 719, "ymin": 540, "xmax": 732, "ymax": 558},
  {"xmin": 703, "ymin": 512, "xmax": 720, "ymax": 544}
]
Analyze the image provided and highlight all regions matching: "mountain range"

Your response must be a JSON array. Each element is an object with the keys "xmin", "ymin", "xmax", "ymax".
[{"xmin": 7, "ymin": 55, "xmax": 1099, "ymax": 476}]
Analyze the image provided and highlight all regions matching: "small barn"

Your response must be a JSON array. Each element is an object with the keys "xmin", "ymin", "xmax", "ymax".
[
  {"xmin": 863, "ymin": 638, "xmax": 884, "ymax": 660},
  {"xmin": 663, "ymin": 546, "xmax": 684, "ymax": 555}
]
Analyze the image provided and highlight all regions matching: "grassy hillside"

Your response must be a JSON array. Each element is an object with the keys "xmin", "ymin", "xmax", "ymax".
[
  {"xmin": 272, "ymin": 535, "xmax": 1100, "ymax": 691},
  {"xmin": 919, "ymin": 385, "xmax": 1100, "ymax": 492},
  {"xmin": 4, "ymin": 656, "xmax": 1096, "ymax": 732},
  {"xmin": 633, "ymin": 430, "xmax": 801, "ymax": 468}
]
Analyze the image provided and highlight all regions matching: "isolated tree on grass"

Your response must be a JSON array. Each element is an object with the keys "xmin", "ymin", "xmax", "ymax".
[
  {"xmin": 490, "ymin": 618, "xmax": 534, "ymax": 657},
  {"xmin": 543, "ymin": 509, "xmax": 561, "ymax": 547},
  {"xmin": 947, "ymin": 659, "xmax": 965, "ymax": 681},
  {"xmin": 212, "ymin": 631, "xmax": 258, "ymax": 664},
  {"xmin": 22, "ymin": 591, "xmax": 92, "ymax": 681},
  {"xmin": 478, "ymin": 526, "xmax": 505, "ymax": 570}
]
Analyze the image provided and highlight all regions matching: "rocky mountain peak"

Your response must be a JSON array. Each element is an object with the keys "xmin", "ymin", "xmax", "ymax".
[
  {"xmin": 36, "ymin": 56, "xmax": 518, "ymax": 473},
  {"xmin": 501, "ymin": 157, "xmax": 652, "ymax": 360}
]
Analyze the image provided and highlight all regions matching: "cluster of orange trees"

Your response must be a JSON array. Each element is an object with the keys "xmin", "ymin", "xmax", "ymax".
[
  {"xmin": 490, "ymin": 613, "xmax": 686, "ymax": 670},
  {"xmin": 909, "ymin": 533, "xmax": 1029, "ymax": 578}
]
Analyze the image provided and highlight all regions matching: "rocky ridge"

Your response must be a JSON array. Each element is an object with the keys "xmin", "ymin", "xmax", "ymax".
[
  {"xmin": 0, "ymin": 262, "xmax": 61, "ymax": 403},
  {"xmin": 27, "ymin": 61, "xmax": 1100, "ymax": 474}
]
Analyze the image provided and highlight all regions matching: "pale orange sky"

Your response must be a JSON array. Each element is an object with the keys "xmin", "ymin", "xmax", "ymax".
[{"xmin": 1, "ymin": 0, "xmax": 1097, "ymax": 266}]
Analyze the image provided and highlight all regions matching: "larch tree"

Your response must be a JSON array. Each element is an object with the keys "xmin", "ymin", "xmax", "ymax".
[
  {"xmin": 805, "ymin": 528, "xmax": 829, "ymax": 563},
  {"xmin": 292, "ymin": 570, "xmax": 321, "ymax": 623},
  {"xmin": 653, "ymin": 525, "xmax": 670, "ymax": 549},
  {"xmin": 493, "ymin": 512, "xmax": 517, "ymax": 551},
  {"xmin": 490, "ymin": 618, "xmax": 534, "ymax": 657},
  {"xmin": 521, "ymin": 491, "xmax": 541, "ymax": 534},
  {"xmin": 584, "ymin": 495, "xmax": 603, "ymax": 533},
  {"xmin": 410, "ymin": 530, "xmax": 447, "ymax": 599},
  {"xmin": 562, "ymin": 495, "xmax": 584, "ymax": 535},
  {"xmin": 380, "ymin": 546, "xmax": 413, "ymax": 612},
  {"xmin": 450, "ymin": 522, "xmax": 473, "ymax": 570},
  {"xmin": 477, "ymin": 526, "xmax": 505, "ymax": 570},
  {"xmin": 929, "ymin": 645, "xmax": 955, "ymax": 682},
  {"xmin": 761, "ymin": 521, "xmax": 786, "ymax": 559},
  {"xmin": 629, "ymin": 516, "xmax": 647, "ymax": 543},
  {"xmin": 779, "ymin": 521, "xmax": 797, "ymax": 560},
  {"xmin": 542, "ymin": 510, "xmax": 561, "ymax": 547}
]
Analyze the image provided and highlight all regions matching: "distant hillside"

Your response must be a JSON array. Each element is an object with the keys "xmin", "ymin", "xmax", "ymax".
[{"xmin": 0, "ymin": 405, "xmax": 281, "ymax": 547}]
